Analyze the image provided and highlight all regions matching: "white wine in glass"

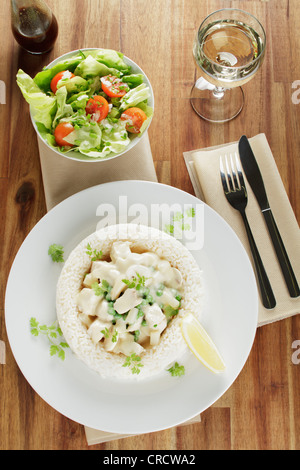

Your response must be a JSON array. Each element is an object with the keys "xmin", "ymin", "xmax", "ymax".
[{"xmin": 190, "ymin": 9, "xmax": 266, "ymax": 122}]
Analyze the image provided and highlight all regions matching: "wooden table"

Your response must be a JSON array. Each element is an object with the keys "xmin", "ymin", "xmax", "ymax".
[{"xmin": 1, "ymin": 0, "xmax": 299, "ymax": 450}]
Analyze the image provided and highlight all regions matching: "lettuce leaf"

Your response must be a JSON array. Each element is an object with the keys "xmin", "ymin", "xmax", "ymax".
[
  {"xmin": 33, "ymin": 56, "xmax": 84, "ymax": 92},
  {"xmin": 52, "ymin": 86, "xmax": 73, "ymax": 128},
  {"xmin": 68, "ymin": 92, "xmax": 90, "ymax": 111},
  {"xmin": 91, "ymin": 49, "xmax": 130, "ymax": 72},
  {"xmin": 136, "ymin": 102, "xmax": 154, "ymax": 135},
  {"xmin": 101, "ymin": 118, "xmax": 130, "ymax": 153},
  {"xmin": 119, "ymin": 84, "xmax": 151, "ymax": 112},
  {"xmin": 16, "ymin": 69, "xmax": 56, "ymax": 129},
  {"xmin": 122, "ymin": 74, "xmax": 144, "ymax": 88},
  {"xmin": 74, "ymin": 55, "xmax": 121, "ymax": 79},
  {"xmin": 63, "ymin": 122, "xmax": 102, "ymax": 150},
  {"xmin": 33, "ymin": 49, "xmax": 129, "ymax": 93},
  {"xmin": 56, "ymin": 75, "xmax": 88, "ymax": 93},
  {"xmin": 63, "ymin": 117, "xmax": 130, "ymax": 159}
]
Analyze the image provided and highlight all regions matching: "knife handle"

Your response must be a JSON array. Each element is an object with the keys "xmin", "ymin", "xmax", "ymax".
[
  {"xmin": 241, "ymin": 212, "xmax": 276, "ymax": 309},
  {"xmin": 262, "ymin": 209, "xmax": 300, "ymax": 298}
]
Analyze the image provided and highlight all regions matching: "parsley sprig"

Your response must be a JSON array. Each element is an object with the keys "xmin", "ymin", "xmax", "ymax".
[
  {"xmin": 86, "ymin": 243, "xmax": 103, "ymax": 261},
  {"xmin": 167, "ymin": 362, "xmax": 185, "ymax": 377},
  {"xmin": 30, "ymin": 317, "xmax": 69, "ymax": 360},
  {"xmin": 122, "ymin": 353, "xmax": 144, "ymax": 375},
  {"xmin": 122, "ymin": 274, "xmax": 147, "ymax": 291},
  {"xmin": 48, "ymin": 244, "xmax": 64, "ymax": 263},
  {"xmin": 164, "ymin": 208, "xmax": 196, "ymax": 236},
  {"xmin": 91, "ymin": 279, "xmax": 111, "ymax": 297},
  {"xmin": 101, "ymin": 327, "xmax": 110, "ymax": 338}
]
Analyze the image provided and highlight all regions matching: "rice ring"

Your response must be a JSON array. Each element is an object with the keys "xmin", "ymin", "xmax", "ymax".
[{"xmin": 56, "ymin": 224, "xmax": 203, "ymax": 380}]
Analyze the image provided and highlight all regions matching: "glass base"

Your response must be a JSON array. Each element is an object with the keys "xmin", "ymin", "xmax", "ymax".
[
  {"xmin": 21, "ymin": 46, "xmax": 54, "ymax": 55},
  {"xmin": 190, "ymin": 82, "xmax": 244, "ymax": 123}
]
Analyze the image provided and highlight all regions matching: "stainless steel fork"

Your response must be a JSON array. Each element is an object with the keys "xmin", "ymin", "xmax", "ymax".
[{"xmin": 220, "ymin": 153, "xmax": 276, "ymax": 309}]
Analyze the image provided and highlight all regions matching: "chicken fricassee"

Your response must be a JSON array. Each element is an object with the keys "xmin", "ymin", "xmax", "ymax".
[{"xmin": 75, "ymin": 241, "xmax": 183, "ymax": 357}]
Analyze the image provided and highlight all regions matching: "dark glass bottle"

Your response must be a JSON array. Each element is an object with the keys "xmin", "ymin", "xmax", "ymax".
[{"xmin": 11, "ymin": 0, "xmax": 58, "ymax": 54}]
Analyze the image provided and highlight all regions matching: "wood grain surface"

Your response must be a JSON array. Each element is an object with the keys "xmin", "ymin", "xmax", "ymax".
[{"xmin": 1, "ymin": 0, "xmax": 299, "ymax": 450}]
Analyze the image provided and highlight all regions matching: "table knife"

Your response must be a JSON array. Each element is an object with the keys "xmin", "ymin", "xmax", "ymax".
[{"xmin": 238, "ymin": 135, "xmax": 300, "ymax": 298}]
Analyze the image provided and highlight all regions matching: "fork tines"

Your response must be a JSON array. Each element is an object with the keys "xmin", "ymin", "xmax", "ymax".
[{"xmin": 220, "ymin": 152, "xmax": 246, "ymax": 193}]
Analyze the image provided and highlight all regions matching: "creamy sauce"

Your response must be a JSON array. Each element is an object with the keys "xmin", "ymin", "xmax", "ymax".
[{"xmin": 75, "ymin": 241, "xmax": 183, "ymax": 356}]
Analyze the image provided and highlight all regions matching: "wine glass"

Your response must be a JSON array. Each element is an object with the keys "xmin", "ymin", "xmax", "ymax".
[{"xmin": 190, "ymin": 8, "xmax": 266, "ymax": 123}]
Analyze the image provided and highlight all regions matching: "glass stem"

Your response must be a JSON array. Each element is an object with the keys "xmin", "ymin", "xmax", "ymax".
[{"xmin": 213, "ymin": 87, "xmax": 225, "ymax": 100}]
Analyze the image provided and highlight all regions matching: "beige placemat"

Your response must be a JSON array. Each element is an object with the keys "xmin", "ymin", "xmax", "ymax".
[
  {"xmin": 37, "ymin": 131, "xmax": 157, "ymax": 210},
  {"xmin": 84, "ymin": 414, "xmax": 201, "ymax": 446},
  {"xmin": 184, "ymin": 133, "xmax": 300, "ymax": 327}
]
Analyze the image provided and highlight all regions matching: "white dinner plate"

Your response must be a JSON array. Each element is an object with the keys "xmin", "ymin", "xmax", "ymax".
[{"xmin": 5, "ymin": 181, "xmax": 258, "ymax": 434}]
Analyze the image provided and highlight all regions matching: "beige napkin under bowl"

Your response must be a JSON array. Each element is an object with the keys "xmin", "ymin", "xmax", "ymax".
[
  {"xmin": 38, "ymin": 131, "xmax": 157, "ymax": 210},
  {"xmin": 184, "ymin": 133, "xmax": 300, "ymax": 327}
]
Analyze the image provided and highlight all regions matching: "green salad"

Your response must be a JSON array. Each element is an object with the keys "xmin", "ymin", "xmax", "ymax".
[{"xmin": 16, "ymin": 48, "xmax": 153, "ymax": 159}]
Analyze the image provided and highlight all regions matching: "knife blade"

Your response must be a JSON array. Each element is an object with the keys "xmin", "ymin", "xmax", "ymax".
[{"xmin": 238, "ymin": 135, "xmax": 299, "ymax": 298}]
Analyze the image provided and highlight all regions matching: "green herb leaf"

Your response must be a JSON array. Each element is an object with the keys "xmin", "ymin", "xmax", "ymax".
[
  {"xmin": 163, "ymin": 305, "xmax": 179, "ymax": 321},
  {"xmin": 50, "ymin": 345, "xmax": 59, "ymax": 356},
  {"xmin": 91, "ymin": 281, "xmax": 105, "ymax": 297},
  {"xmin": 86, "ymin": 243, "xmax": 103, "ymax": 261},
  {"xmin": 112, "ymin": 330, "xmax": 118, "ymax": 343},
  {"xmin": 48, "ymin": 244, "xmax": 64, "ymax": 263},
  {"xmin": 167, "ymin": 362, "xmax": 185, "ymax": 377},
  {"xmin": 29, "ymin": 317, "xmax": 69, "ymax": 361},
  {"xmin": 164, "ymin": 224, "xmax": 174, "ymax": 235},
  {"xmin": 122, "ymin": 273, "xmax": 147, "ymax": 291},
  {"xmin": 122, "ymin": 353, "xmax": 144, "ymax": 374},
  {"xmin": 122, "ymin": 278, "xmax": 136, "ymax": 288},
  {"xmin": 186, "ymin": 207, "xmax": 196, "ymax": 218},
  {"xmin": 101, "ymin": 327, "xmax": 110, "ymax": 338},
  {"xmin": 173, "ymin": 211, "xmax": 184, "ymax": 222}
]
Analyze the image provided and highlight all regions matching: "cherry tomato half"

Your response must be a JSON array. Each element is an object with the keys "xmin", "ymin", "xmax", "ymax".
[
  {"xmin": 121, "ymin": 107, "xmax": 148, "ymax": 134},
  {"xmin": 85, "ymin": 95, "xmax": 109, "ymax": 122},
  {"xmin": 54, "ymin": 122, "xmax": 74, "ymax": 147},
  {"xmin": 101, "ymin": 75, "xmax": 129, "ymax": 98},
  {"xmin": 50, "ymin": 70, "xmax": 75, "ymax": 93}
]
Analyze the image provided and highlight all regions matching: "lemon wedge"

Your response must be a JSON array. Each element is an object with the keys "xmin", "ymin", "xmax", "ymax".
[{"xmin": 181, "ymin": 312, "xmax": 226, "ymax": 373}]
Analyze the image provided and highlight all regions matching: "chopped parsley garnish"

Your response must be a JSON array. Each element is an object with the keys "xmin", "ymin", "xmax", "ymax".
[
  {"xmin": 122, "ymin": 353, "xmax": 144, "ymax": 375},
  {"xmin": 101, "ymin": 327, "xmax": 110, "ymax": 338},
  {"xmin": 91, "ymin": 280, "xmax": 112, "ymax": 297},
  {"xmin": 122, "ymin": 273, "xmax": 147, "ymax": 291},
  {"xmin": 91, "ymin": 282, "xmax": 105, "ymax": 296},
  {"xmin": 86, "ymin": 243, "xmax": 103, "ymax": 261},
  {"xmin": 164, "ymin": 305, "xmax": 180, "ymax": 322},
  {"xmin": 48, "ymin": 244, "xmax": 64, "ymax": 263},
  {"xmin": 167, "ymin": 362, "xmax": 185, "ymax": 377},
  {"xmin": 186, "ymin": 207, "xmax": 196, "ymax": 218},
  {"xmin": 164, "ymin": 207, "xmax": 196, "ymax": 237},
  {"xmin": 112, "ymin": 330, "xmax": 118, "ymax": 343},
  {"xmin": 173, "ymin": 211, "xmax": 184, "ymax": 222},
  {"xmin": 30, "ymin": 317, "xmax": 69, "ymax": 360}
]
